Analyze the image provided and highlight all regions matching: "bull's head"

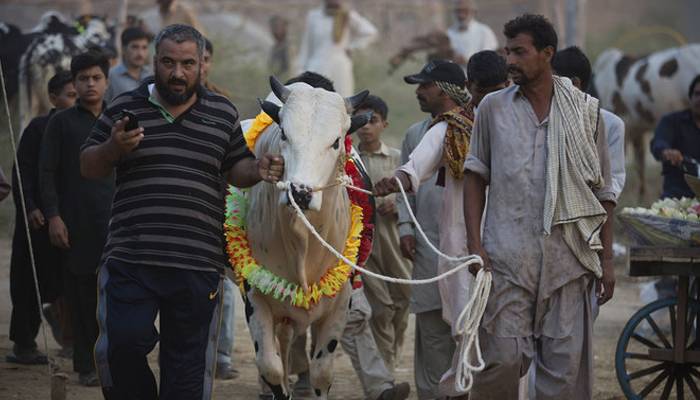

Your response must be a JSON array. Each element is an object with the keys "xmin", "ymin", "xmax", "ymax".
[
  {"xmin": 76, "ymin": 15, "xmax": 117, "ymax": 58},
  {"xmin": 260, "ymin": 76, "xmax": 371, "ymax": 211}
]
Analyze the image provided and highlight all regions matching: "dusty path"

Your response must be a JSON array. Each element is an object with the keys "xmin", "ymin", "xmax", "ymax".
[{"xmin": 0, "ymin": 237, "xmax": 639, "ymax": 399}]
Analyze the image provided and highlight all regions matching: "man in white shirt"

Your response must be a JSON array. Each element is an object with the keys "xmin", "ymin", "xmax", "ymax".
[
  {"xmin": 296, "ymin": 0, "xmax": 377, "ymax": 96},
  {"xmin": 446, "ymin": 0, "xmax": 499, "ymax": 69}
]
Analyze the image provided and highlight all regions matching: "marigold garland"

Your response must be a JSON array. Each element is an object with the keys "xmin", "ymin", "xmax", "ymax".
[
  {"xmin": 225, "ymin": 186, "xmax": 364, "ymax": 309},
  {"xmin": 228, "ymin": 113, "xmax": 375, "ymax": 308},
  {"xmin": 244, "ymin": 111, "xmax": 274, "ymax": 152}
]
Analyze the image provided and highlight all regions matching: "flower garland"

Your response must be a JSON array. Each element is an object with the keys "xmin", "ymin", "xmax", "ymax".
[
  {"xmin": 225, "ymin": 114, "xmax": 374, "ymax": 309},
  {"xmin": 244, "ymin": 111, "xmax": 274, "ymax": 152},
  {"xmin": 343, "ymin": 135, "xmax": 374, "ymax": 288}
]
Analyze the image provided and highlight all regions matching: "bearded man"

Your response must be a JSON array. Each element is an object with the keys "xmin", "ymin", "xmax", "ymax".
[{"xmin": 81, "ymin": 24, "xmax": 284, "ymax": 400}]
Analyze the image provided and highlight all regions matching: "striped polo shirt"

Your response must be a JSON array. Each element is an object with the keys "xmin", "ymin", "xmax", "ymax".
[{"xmin": 83, "ymin": 80, "xmax": 253, "ymax": 272}]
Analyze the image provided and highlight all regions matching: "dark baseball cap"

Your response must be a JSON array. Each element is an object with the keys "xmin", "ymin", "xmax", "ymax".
[{"xmin": 404, "ymin": 59, "xmax": 466, "ymax": 87}]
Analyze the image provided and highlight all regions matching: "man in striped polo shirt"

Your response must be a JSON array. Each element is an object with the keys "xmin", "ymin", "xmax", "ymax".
[{"xmin": 80, "ymin": 24, "xmax": 284, "ymax": 400}]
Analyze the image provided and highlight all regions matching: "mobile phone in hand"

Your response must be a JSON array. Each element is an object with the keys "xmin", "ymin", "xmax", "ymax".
[{"xmin": 122, "ymin": 110, "xmax": 138, "ymax": 131}]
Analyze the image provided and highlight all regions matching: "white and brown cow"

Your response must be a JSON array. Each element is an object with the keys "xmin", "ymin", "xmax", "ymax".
[
  {"xmin": 242, "ymin": 77, "xmax": 370, "ymax": 400},
  {"xmin": 592, "ymin": 44, "xmax": 700, "ymax": 196}
]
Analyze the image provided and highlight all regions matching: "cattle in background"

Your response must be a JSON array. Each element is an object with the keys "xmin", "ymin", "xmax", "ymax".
[
  {"xmin": 240, "ymin": 77, "xmax": 370, "ymax": 399},
  {"xmin": 0, "ymin": 12, "xmax": 77, "ymax": 111},
  {"xmin": 17, "ymin": 14, "xmax": 116, "ymax": 129},
  {"xmin": 592, "ymin": 44, "xmax": 700, "ymax": 197}
]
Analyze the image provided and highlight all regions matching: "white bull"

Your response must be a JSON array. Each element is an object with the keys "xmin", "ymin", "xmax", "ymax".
[
  {"xmin": 592, "ymin": 44, "xmax": 700, "ymax": 196},
  {"xmin": 240, "ymin": 77, "xmax": 370, "ymax": 400}
]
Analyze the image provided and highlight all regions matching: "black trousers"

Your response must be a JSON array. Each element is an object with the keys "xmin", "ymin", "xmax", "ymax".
[
  {"xmin": 96, "ymin": 259, "xmax": 222, "ymax": 400},
  {"xmin": 64, "ymin": 269, "xmax": 98, "ymax": 374},
  {"xmin": 9, "ymin": 221, "xmax": 62, "ymax": 350}
]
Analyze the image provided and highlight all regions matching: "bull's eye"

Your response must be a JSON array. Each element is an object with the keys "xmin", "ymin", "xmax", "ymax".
[
  {"xmin": 332, "ymin": 137, "xmax": 340, "ymax": 150},
  {"xmin": 280, "ymin": 129, "xmax": 287, "ymax": 141}
]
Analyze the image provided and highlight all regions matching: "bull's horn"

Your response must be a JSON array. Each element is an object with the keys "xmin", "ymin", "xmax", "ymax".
[
  {"xmin": 269, "ymin": 76, "xmax": 291, "ymax": 103},
  {"xmin": 259, "ymin": 99, "xmax": 281, "ymax": 124},
  {"xmin": 345, "ymin": 90, "xmax": 370, "ymax": 113},
  {"xmin": 348, "ymin": 111, "xmax": 372, "ymax": 135}
]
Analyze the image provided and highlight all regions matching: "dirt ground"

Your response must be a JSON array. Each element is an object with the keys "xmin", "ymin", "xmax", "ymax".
[{"xmin": 0, "ymin": 237, "xmax": 640, "ymax": 400}]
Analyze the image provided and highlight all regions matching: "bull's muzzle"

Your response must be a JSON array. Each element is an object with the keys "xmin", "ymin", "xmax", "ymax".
[{"xmin": 288, "ymin": 183, "xmax": 313, "ymax": 210}]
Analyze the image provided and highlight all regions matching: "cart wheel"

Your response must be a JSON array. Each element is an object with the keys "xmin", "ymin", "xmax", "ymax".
[{"xmin": 616, "ymin": 297, "xmax": 700, "ymax": 399}]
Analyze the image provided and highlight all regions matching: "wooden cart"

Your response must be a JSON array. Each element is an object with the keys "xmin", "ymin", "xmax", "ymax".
[{"xmin": 616, "ymin": 246, "xmax": 700, "ymax": 399}]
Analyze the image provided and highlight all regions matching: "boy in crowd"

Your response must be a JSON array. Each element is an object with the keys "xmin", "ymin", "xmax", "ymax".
[
  {"xmin": 202, "ymin": 38, "xmax": 231, "ymax": 98},
  {"xmin": 466, "ymin": 50, "xmax": 510, "ymax": 108},
  {"xmin": 39, "ymin": 50, "xmax": 115, "ymax": 386},
  {"xmin": 105, "ymin": 27, "xmax": 152, "ymax": 102},
  {"xmin": 355, "ymin": 95, "xmax": 412, "ymax": 372},
  {"xmin": 8, "ymin": 71, "xmax": 77, "ymax": 365}
]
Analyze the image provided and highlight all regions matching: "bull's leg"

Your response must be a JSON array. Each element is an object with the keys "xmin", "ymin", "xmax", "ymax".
[
  {"xmin": 308, "ymin": 284, "xmax": 352, "ymax": 399},
  {"xmin": 277, "ymin": 321, "xmax": 295, "ymax": 396},
  {"xmin": 243, "ymin": 285, "xmax": 290, "ymax": 400}
]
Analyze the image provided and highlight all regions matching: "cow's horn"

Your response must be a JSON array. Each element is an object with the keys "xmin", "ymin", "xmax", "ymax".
[
  {"xmin": 259, "ymin": 99, "xmax": 281, "ymax": 124},
  {"xmin": 269, "ymin": 76, "xmax": 291, "ymax": 103},
  {"xmin": 348, "ymin": 111, "xmax": 372, "ymax": 135},
  {"xmin": 345, "ymin": 90, "xmax": 370, "ymax": 113}
]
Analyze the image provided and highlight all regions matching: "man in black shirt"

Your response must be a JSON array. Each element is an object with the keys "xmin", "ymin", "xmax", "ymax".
[
  {"xmin": 81, "ymin": 25, "xmax": 284, "ymax": 400},
  {"xmin": 39, "ymin": 50, "xmax": 114, "ymax": 386},
  {"xmin": 651, "ymin": 74, "xmax": 700, "ymax": 198},
  {"xmin": 7, "ymin": 71, "xmax": 76, "ymax": 365}
]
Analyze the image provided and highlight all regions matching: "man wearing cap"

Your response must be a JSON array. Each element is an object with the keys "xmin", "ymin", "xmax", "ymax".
[
  {"xmin": 446, "ymin": 0, "xmax": 499, "ymax": 69},
  {"xmin": 375, "ymin": 59, "xmax": 472, "ymax": 399}
]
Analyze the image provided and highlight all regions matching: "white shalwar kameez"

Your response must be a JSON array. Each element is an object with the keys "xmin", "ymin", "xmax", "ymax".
[
  {"xmin": 296, "ymin": 7, "xmax": 377, "ymax": 96},
  {"xmin": 446, "ymin": 19, "xmax": 499, "ymax": 68},
  {"xmin": 397, "ymin": 121, "xmax": 473, "ymax": 397}
]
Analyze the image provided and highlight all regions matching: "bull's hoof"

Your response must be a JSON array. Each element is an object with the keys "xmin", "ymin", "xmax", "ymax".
[
  {"xmin": 377, "ymin": 382, "xmax": 411, "ymax": 400},
  {"xmin": 292, "ymin": 372, "xmax": 314, "ymax": 398}
]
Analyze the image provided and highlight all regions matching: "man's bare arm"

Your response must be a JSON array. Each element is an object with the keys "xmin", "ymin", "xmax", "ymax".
[
  {"xmin": 465, "ymin": 171, "xmax": 490, "ymax": 273},
  {"xmin": 597, "ymin": 200, "xmax": 616, "ymax": 305},
  {"xmin": 81, "ymin": 117, "xmax": 143, "ymax": 179},
  {"xmin": 227, "ymin": 154, "xmax": 284, "ymax": 188}
]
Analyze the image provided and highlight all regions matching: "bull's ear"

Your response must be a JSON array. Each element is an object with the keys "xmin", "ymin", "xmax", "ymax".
[
  {"xmin": 258, "ymin": 99, "xmax": 281, "ymax": 124},
  {"xmin": 347, "ymin": 111, "xmax": 372, "ymax": 135}
]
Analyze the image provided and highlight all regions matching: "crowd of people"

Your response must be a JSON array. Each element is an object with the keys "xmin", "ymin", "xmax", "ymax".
[{"xmin": 2, "ymin": 0, "xmax": 699, "ymax": 400}]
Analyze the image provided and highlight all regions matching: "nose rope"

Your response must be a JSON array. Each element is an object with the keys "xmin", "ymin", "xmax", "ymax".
[
  {"xmin": 275, "ymin": 174, "xmax": 373, "ymax": 195},
  {"xmin": 271, "ymin": 175, "xmax": 491, "ymax": 394}
]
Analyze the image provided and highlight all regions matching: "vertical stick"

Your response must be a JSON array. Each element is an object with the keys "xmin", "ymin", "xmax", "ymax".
[
  {"xmin": 675, "ymin": 276, "xmax": 689, "ymax": 363},
  {"xmin": 51, "ymin": 373, "xmax": 68, "ymax": 400}
]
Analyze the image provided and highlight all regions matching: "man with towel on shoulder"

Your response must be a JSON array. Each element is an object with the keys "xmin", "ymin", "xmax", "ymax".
[{"xmin": 464, "ymin": 14, "xmax": 616, "ymax": 399}]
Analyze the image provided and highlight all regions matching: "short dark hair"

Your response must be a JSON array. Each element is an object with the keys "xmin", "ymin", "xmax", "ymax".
[
  {"xmin": 204, "ymin": 37, "xmax": 214, "ymax": 55},
  {"xmin": 285, "ymin": 71, "xmax": 335, "ymax": 92},
  {"xmin": 504, "ymin": 14, "xmax": 558, "ymax": 53},
  {"xmin": 154, "ymin": 24, "xmax": 205, "ymax": 57},
  {"xmin": 70, "ymin": 49, "xmax": 110, "ymax": 80},
  {"xmin": 47, "ymin": 70, "xmax": 74, "ymax": 96},
  {"xmin": 355, "ymin": 94, "xmax": 388, "ymax": 120},
  {"xmin": 689, "ymin": 74, "xmax": 700, "ymax": 98},
  {"xmin": 467, "ymin": 50, "xmax": 508, "ymax": 87},
  {"xmin": 552, "ymin": 46, "xmax": 592, "ymax": 90},
  {"xmin": 121, "ymin": 27, "xmax": 151, "ymax": 48}
]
